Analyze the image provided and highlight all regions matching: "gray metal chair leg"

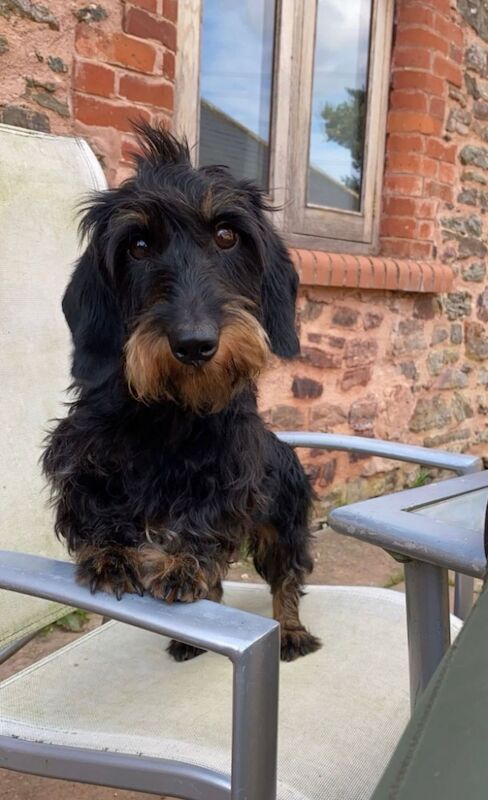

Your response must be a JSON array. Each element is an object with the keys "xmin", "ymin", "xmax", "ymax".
[
  {"xmin": 0, "ymin": 631, "xmax": 38, "ymax": 665},
  {"xmin": 404, "ymin": 561, "xmax": 451, "ymax": 711},
  {"xmin": 454, "ymin": 573, "xmax": 474, "ymax": 620}
]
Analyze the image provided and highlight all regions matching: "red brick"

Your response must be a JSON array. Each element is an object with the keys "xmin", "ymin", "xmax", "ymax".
[
  {"xmin": 121, "ymin": 134, "xmax": 143, "ymax": 163},
  {"xmin": 74, "ymin": 94, "xmax": 150, "ymax": 131},
  {"xmin": 408, "ymin": 241, "xmax": 432, "ymax": 259},
  {"xmin": 424, "ymin": 179, "xmax": 453, "ymax": 202},
  {"xmin": 388, "ymin": 110, "xmax": 442, "ymax": 135},
  {"xmin": 393, "ymin": 70, "xmax": 444, "ymax": 97},
  {"xmin": 112, "ymin": 33, "xmax": 157, "ymax": 73},
  {"xmin": 397, "ymin": 5, "xmax": 434, "ymax": 26},
  {"xmin": 434, "ymin": 14, "xmax": 464, "ymax": 48},
  {"xmin": 425, "ymin": 138, "xmax": 456, "ymax": 162},
  {"xmin": 450, "ymin": 44, "xmax": 463, "ymax": 65},
  {"xmin": 383, "ymin": 197, "xmax": 417, "ymax": 217},
  {"xmin": 294, "ymin": 249, "xmax": 315, "ymax": 284},
  {"xmin": 163, "ymin": 49, "xmax": 175, "ymax": 80},
  {"xmin": 382, "ymin": 239, "xmax": 434, "ymax": 260},
  {"xmin": 418, "ymin": 221, "xmax": 435, "ymax": 240},
  {"xmin": 387, "ymin": 152, "xmax": 422, "ymax": 174},
  {"xmin": 163, "ymin": 0, "xmax": 177, "ymax": 22},
  {"xmin": 396, "ymin": 27, "xmax": 449, "ymax": 56},
  {"xmin": 75, "ymin": 28, "xmax": 157, "ymax": 75},
  {"xmin": 119, "ymin": 73, "xmax": 173, "ymax": 109},
  {"xmin": 381, "ymin": 239, "xmax": 414, "ymax": 258},
  {"xmin": 381, "ymin": 216, "xmax": 416, "ymax": 239},
  {"xmin": 387, "ymin": 133, "xmax": 424, "ymax": 153},
  {"xmin": 74, "ymin": 61, "xmax": 115, "ymax": 98},
  {"xmin": 429, "ymin": 97, "xmax": 446, "ymax": 118},
  {"xmin": 394, "ymin": 47, "xmax": 431, "ymax": 70},
  {"xmin": 384, "ymin": 175, "xmax": 423, "ymax": 196},
  {"xmin": 432, "ymin": 53, "xmax": 462, "ymax": 86},
  {"xmin": 417, "ymin": 199, "xmax": 437, "ymax": 218},
  {"xmin": 124, "ymin": 6, "xmax": 177, "ymax": 50},
  {"xmin": 131, "ymin": 0, "xmax": 158, "ymax": 10},
  {"xmin": 423, "ymin": 0, "xmax": 451, "ymax": 13},
  {"xmin": 420, "ymin": 156, "xmax": 438, "ymax": 178},
  {"xmin": 390, "ymin": 90, "xmax": 428, "ymax": 113},
  {"xmin": 438, "ymin": 162, "xmax": 456, "ymax": 183}
]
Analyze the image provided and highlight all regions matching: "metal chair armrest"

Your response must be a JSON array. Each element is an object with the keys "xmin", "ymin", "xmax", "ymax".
[
  {"xmin": 277, "ymin": 432, "xmax": 482, "ymax": 475},
  {"xmin": 0, "ymin": 550, "xmax": 280, "ymax": 800}
]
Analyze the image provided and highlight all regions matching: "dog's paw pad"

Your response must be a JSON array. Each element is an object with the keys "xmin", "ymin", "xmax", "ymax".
[
  {"xmin": 280, "ymin": 628, "xmax": 321, "ymax": 662},
  {"xmin": 167, "ymin": 640, "xmax": 206, "ymax": 662}
]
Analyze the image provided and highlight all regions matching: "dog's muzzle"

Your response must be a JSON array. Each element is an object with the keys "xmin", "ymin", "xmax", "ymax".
[{"xmin": 124, "ymin": 305, "xmax": 270, "ymax": 412}]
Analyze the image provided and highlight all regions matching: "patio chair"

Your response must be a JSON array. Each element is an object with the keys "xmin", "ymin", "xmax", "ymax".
[
  {"xmin": 371, "ymin": 575, "xmax": 488, "ymax": 800},
  {"xmin": 0, "ymin": 123, "xmax": 480, "ymax": 800}
]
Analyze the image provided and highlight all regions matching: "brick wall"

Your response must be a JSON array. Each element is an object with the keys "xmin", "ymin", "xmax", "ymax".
[
  {"xmin": 381, "ymin": 0, "xmax": 463, "ymax": 261},
  {"xmin": 2, "ymin": 0, "xmax": 488, "ymax": 512},
  {"xmin": 0, "ymin": 1, "xmax": 177, "ymax": 183}
]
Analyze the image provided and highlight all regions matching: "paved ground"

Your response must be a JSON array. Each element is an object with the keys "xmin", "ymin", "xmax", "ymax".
[{"xmin": 0, "ymin": 527, "xmax": 447, "ymax": 799}]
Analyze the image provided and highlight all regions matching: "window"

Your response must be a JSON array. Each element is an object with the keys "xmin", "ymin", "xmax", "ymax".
[{"xmin": 175, "ymin": 0, "xmax": 393, "ymax": 253}]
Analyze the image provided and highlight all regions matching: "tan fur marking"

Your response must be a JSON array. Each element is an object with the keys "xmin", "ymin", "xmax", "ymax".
[
  {"xmin": 138, "ymin": 543, "xmax": 226, "ymax": 603},
  {"xmin": 273, "ymin": 577, "xmax": 304, "ymax": 631},
  {"xmin": 200, "ymin": 187, "xmax": 214, "ymax": 219}
]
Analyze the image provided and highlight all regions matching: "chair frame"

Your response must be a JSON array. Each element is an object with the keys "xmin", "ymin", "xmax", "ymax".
[{"xmin": 0, "ymin": 433, "xmax": 482, "ymax": 799}]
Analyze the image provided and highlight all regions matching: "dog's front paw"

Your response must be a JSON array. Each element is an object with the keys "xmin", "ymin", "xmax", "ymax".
[
  {"xmin": 76, "ymin": 544, "xmax": 144, "ymax": 600},
  {"xmin": 280, "ymin": 627, "xmax": 321, "ymax": 662},
  {"xmin": 139, "ymin": 547, "xmax": 209, "ymax": 603},
  {"xmin": 167, "ymin": 640, "xmax": 206, "ymax": 662}
]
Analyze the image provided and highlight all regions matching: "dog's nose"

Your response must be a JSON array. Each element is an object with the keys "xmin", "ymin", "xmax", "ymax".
[{"xmin": 169, "ymin": 328, "xmax": 219, "ymax": 366}]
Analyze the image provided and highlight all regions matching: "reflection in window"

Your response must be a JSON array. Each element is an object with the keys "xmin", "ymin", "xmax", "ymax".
[
  {"xmin": 199, "ymin": 0, "xmax": 276, "ymax": 190},
  {"xmin": 308, "ymin": 0, "xmax": 373, "ymax": 212}
]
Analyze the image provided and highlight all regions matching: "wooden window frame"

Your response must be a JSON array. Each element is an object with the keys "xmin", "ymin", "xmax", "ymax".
[{"xmin": 175, "ymin": 0, "xmax": 394, "ymax": 255}]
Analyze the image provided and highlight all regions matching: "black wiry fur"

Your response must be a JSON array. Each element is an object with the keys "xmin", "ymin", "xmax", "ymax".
[{"xmin": 42, "ymin": 123, "xmax": 320, "ymax": 661}]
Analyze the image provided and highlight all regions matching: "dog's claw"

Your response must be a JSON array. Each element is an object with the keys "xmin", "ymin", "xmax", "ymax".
[
  {"xmin": 114, "ymin": 585, "xmax": 124, "ymax": 601},
  {"xmin": 90, "ymin": 577, "xmax": 98, "ymax": 594},
  {"xmin": 164, "ymin": 587, "xmax": 178, "ymax": 604},
  {"xmin": 135, "ymin": 584, "xmax": 144, "ymax": 597}
]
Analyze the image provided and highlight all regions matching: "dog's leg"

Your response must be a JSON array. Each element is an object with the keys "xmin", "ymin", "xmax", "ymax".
[
  {"xmin": 75, "ymin": 542, "xmax": 144, "ymax": 600},
  {"xmin": 250, "ymin": 432, "xmax": 321, "ymax": 660},
  {"xmin": 250, "ymin": 524, "xmax": 321, "ymax": 661},
  {"xmin": 138, "ymin": 543, "xmax": 227, "ymax": 661},
  {"xmin": 167, "ymin": 581, "xmax": 224, "ymax": 662}
]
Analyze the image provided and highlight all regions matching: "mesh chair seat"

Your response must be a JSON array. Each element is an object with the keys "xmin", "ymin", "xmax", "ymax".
[{"xmin": 0, "ymin": 582, "xmax": 461, "ymax": 800}]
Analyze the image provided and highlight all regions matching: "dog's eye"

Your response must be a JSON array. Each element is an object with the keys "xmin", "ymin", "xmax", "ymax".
[
  {"xmin": 214, "ymin": 226, "xmax": 238, "ymax": 250},
  {"xmin": 129, "ymin": 237, "xmax": 150, "ymax": 260}
]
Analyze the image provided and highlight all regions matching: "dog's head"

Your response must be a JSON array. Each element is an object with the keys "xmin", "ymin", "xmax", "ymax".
[{"xmin": 63, "ymin": 123, "xmax": 300, "ymax": 412}]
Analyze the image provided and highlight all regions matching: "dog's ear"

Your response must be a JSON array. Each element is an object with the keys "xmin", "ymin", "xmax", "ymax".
[
  {"xmin": 260, "ymin": 227, "xmax": 300, "ymax": 359},
  {"xmin": 62, "ymin": 243, "xmax": 124, "ymax": 388}
]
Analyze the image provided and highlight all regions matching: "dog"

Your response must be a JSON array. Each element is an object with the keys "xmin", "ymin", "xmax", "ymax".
[{"xmin": 42, "ymin": 123, "xmax": 321, "ymax": 662}]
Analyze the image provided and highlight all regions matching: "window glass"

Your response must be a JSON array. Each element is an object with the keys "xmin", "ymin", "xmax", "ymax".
[
  {"xmin": 307, "ymin": 0, "xmax": 373, "ymax": 212},
  {"xmin": 199, "ymin": 0, "xmax": 276, "ymax": 190}
]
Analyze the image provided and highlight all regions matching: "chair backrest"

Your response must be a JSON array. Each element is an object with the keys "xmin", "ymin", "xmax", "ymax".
[{"xmin": 0, "ymin": 124, "xmax": 107, "ymax": 649}]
